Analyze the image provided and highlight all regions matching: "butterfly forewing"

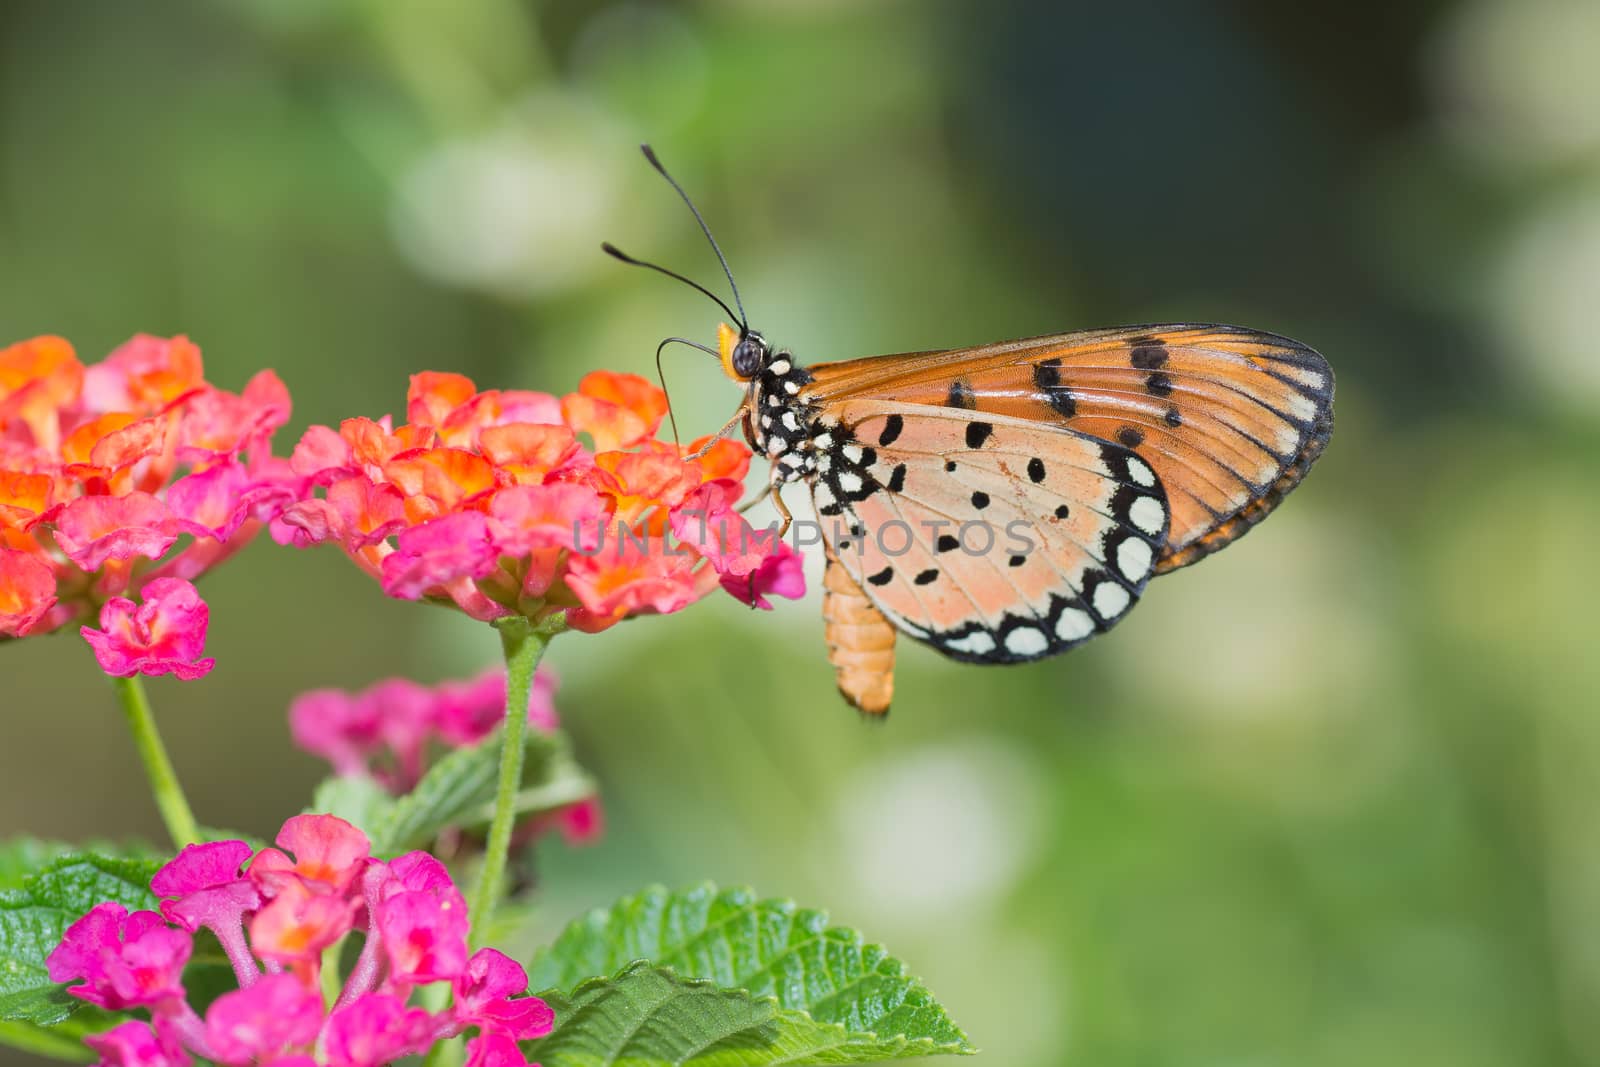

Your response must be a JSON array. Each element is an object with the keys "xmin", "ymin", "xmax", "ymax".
[
  {"xmin": 800, "ymin": 324, "xmax": 1333, "ymax": 571},
  {"xmin": 812, "ymin": 401, "xmax": 1170, "ymax": 664}
]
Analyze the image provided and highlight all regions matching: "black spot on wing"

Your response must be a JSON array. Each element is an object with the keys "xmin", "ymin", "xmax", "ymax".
[
  {"xmin": 914, "ymin": 568, "xmax": 939, "ymax": 586},
  {"xmin": 1146, "ymin": 371, "xmax": 1173, "ymax": 396},
  {"xmin": 936, "ymin": 534, "xmax": 959, "ymax": 553},
  {"xmin": 1033, "ymin": 358, "xmax": 1076, "ymax": 417},
  {"xmin": 947, "ymin": 378, "xmax": 976, "ymax": 410},
  {"xmin": 1027, "ymin": 457, "xmax": 1045, "ymax": 483},
  {"xmin": 1117, "ymin": 426, "xmax": 1145, "ymax": 448},
  {"xmin": 887, "ymin": 463, "xmax": 906, "ymax": 493},
  {"xmin": 868, "ymin": 567, "xmax": 893, "ymax": 587},
  {"xmin": 965, "ymin": 421, "xmax": 993, "ymax": 449},
  {"xmin": 1130, "ymin": 340, "xmax": 1168, "ymax": 369},
  {"xmin": 877, "ymin": 414, "xmax": 903, "ymax": 446}
]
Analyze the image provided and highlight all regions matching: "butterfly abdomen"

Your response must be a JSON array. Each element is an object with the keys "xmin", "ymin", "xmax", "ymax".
[{"xmin": 822, "ymin": 559, "xmax": 896, "ymax": 716}]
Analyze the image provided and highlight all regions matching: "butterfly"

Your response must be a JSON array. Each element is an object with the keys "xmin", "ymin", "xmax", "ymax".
[{"xmin": 609, "ymin": 146, "xmax": 1334, "ymax": 716}]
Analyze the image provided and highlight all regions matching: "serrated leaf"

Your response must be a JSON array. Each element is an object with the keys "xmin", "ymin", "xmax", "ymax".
[
  {"xmin": 526, "ymin": 885, "xmax": 971, "ymax": 1060},
  {"xmin": 369, "ymin": 729, "xmax": 586, "ymax": 855},
  {"xmin": 310, "ymin": 775, "xmax": 395, "ymax": 839},
  {"xmin": 526, "ymin": 963, "xmax": 852, "ymax": 1067},
  {"xmin": 0, "ymin": 855, "xmax": 162, "ymax": 1027},
  {"xmin": 0, "ymin": 842, "xmax": 162, "ymax": 892}
]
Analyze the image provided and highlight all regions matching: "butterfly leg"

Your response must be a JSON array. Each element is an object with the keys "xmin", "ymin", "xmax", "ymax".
[
  {"xmin": 683, "ymin": 409, "xmax": 747, "ymax": 460},
  {"xmin": 770, "ymin": 479, "xmax": 793, "ymax": 539},
  {"xmin": 737, "ymin": 482, "xmax": 773, "ymax": 515}
]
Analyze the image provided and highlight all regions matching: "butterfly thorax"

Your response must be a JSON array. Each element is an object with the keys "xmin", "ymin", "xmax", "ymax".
[{"xmin": 743, "ymin": 347, "xmax": 822, "ymax": 484}]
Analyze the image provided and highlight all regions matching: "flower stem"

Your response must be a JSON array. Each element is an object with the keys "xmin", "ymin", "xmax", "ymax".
[
  {"xmin": 468, "ymin": 614, "xmax": 559, "ymax": 950},
  {"xmin": 111, "ymin": 674, "xmax": 201, "ymax": 848}
]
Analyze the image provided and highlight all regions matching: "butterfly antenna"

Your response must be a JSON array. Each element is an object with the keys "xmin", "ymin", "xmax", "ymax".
[
  {"xmin": 602, "ymin": 243, "xmax": 742, "ymax": 327},
  {"xmin": 639, "ymin": 144, "xmax": 748, "ymax": 329},
  {"xmin": 653, "ymin": 336, "xmax": 720, "ymax": 453}
]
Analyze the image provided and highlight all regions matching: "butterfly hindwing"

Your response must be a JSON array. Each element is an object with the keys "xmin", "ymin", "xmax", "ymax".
[
  {"xmin": 801, "ymin": 324, "xmax": 1332, "ymax": 572},
  {"xmin": 810, "ymin": 400, "xmax": 1170, "ymax": 664}
]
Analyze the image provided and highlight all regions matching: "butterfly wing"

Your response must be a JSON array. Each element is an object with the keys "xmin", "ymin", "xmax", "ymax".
[
  {"xmin": 801, "ymin": 324, "xmax": 1332, "ymax": 572},
  {"xmin": 810, "ymin": 400, "xmax": 1170, "ymax": 664}
]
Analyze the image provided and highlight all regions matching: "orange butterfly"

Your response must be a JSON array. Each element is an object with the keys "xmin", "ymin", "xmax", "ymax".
[{"xmin": 609, "ymin": 147, "xmax": 1334, "ymax": 715}]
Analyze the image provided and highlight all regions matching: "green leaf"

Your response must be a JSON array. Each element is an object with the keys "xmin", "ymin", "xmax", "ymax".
[
  {"xmin": 0, "ymin": 996, "xmax": 116, "ymax": 1061},
  {"xmin": 310, "ymin": 774, "xmax": 396, "ymax": 839},
  {"xmin": 0, "ymin": 1018, "xmax": 96, "ymax": 1062},
  {"xmin": 526, "ymin": 885, "xmax": 971, "ymax": 1061},
  {"xmin": 0, "ymin": 854, "xmax": 162, "ymax": 1027},
  {"xmin": 527, "ymin": 963, "xmax": 963, "ymax": 1067},
  {"xmin": 0, "ymin": 841, "xmax": 161, "ymax": 892},
  {"xmin": 0, "ymin": 842, "xmax": 80, "ymax": 892},
  {"xmin": 370, "ymin": 729, "xmax": 591, "ymax": 855}
]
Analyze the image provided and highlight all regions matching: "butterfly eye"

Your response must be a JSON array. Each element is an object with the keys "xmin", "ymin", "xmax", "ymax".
[{"xmin": 731, "ymin": 336, "xmax": 767, "ymax": 378}]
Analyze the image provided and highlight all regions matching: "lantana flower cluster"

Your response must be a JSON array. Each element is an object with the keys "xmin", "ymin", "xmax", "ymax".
[
  {"xmin": 291, "ymin": 667, "xmax": 599, "ymax": 843},
  {"xmin": 271, "ymin": 370, "xmax": 803, "ymax": 632},
  {"xmin": 47, "ymin": 814, "xmax": 552, "ymax": 1067},
  {"xmin": 0, "ymin": 335, "xmax": 292, "ymax": 676}
]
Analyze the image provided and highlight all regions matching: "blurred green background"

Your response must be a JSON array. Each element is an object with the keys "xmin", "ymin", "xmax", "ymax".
[{"xmin": 3, "ymin": 1, "xmax": 1598, "ymax": 1064}]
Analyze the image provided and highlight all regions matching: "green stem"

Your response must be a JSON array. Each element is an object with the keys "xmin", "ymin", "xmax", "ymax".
[
  {"xmin": 468, "ymin": 614, "xmax": 559, "ymax": 950},
  {"xmin": 111, "ymin": 675, "xmax": 201, "ymax": 848}
]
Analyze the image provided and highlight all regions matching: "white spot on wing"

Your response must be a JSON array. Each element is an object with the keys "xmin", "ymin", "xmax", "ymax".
[
  {"xmin": 947, "ymin": 631, "xmax": 997, "ymax": 655},
  {"xmin": 1289, "ymin": 393, "xmax": 1317, "ymax": 421},
  {"xmin": 839, "ymin": 472, "xmax": 864, "ymax": 493},
  {"xmin": 1004, "ymin": 627, "xmax": 1048, "ymax": 657},
  {"xmin": 1284, "ymin": 366, "xmax": 1325, "ymax": 390},
  {"xmin": 1055, "ymin": 608, "xmax": 1094, "ymax": 642},
  {"xmin": 814, "ymin": 483, "xmax": 836, "ymax": 508},
  {"xmin": 1127, "ymin": 457, "xmax": 1156, "ymax": 487},
  {"xmin": 1093, "ymin": 582, "xmax": 1131, "ymax": 619},
  {"xmin": 1129, "ymin": 495, "xmax": 1165, "ymax": 536},
  {"xmin": 842, "ymin": 445, "xmax": 864, "ymax": 464},
  {"xmin": 1117, "ymin": 538, "xmax": 1153, "ymax": 580}
]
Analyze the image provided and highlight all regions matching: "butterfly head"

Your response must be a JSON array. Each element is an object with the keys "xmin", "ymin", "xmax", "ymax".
[{"xmin": 717, "ymin": 321, "xmax": 770, "ymax": 381}]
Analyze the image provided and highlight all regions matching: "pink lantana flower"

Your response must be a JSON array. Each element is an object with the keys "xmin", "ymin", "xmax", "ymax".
[
  {"xmin": 0, "ymin": 334, "xmax": 296, "ymax": 671},
  {"xmin": 454, "ymin": 948, "xmax": 555, "ymax": 1039},
  {"xmin": 151, "ymin": 841, "xmax": 262, "ymax": 984},
  {"xmin": 725, "ymin": 540, "xmax": 807, "ymax": 610},
  {"xmin": 250, "ymin": 814, "xmax": 372, "ymax": 898},
  {"xmin": 465, "ymin": 1032, "xmax": 536, "ymax": 1067},
  {"xmin": 83, "ymin": 1021, "xmax": 189, "ymax": 1067},
  {"xmin": 203, "ymin": 974, "xmax": 323, "ymax": 1066},
  {"xmin": 52, "ymin": 814, "xmax": 555, "ymax": 1067},
  {"xmin": 322, "ymin": 994, "xmax": 438, "ymax": 1067},
  {"xmin": 80, "ymin": 578, "xmax": 215, "ymax": 680},
  {"xmin": 47, "ymin": 903, "xmax": 192, "ymax": 1011},
  {"xmin": 274, "ymin": 369, "xmax": 802, "ymax": 633},
  {"xmin": 288, "ymin": 667, "xmax": 598, "ymax": 845}
]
